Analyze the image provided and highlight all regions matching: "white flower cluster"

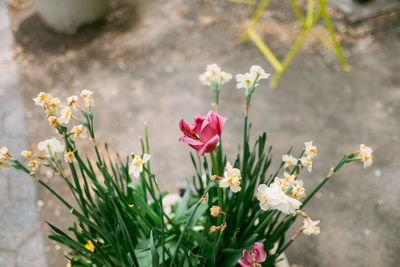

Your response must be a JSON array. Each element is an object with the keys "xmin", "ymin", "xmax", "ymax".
[
  {"xmin": 236, "ymin": 65, "xmax": 270, "ymax": 90},
  {"xmin": 199, "ymin": 64, "xmax": 232, "ymax": 86},
  {"xmin": 33, "ymin": 90, "xmax": 94, "ymax": 128},
  {"xmin": 274, "ymin": 172, "xmax": 306, "ymax": 200},
  {"xmin": 256, "ymin": 182, "xmax": 302, "ymax": 215}
]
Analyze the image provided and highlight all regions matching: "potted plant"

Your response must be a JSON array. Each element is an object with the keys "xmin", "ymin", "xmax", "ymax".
[{"xmin": 0, "ymin": 64, "xmax": 373, "ymax": 266}]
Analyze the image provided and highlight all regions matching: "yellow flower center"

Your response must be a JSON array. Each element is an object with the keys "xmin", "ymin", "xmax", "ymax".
[
  {"xmin": 262, "ymin": 195, "xmax": 268, "ymax": 205},
  {"xmin": 134, "ymin": 159, "xmax": 143, "ymax": 167}
]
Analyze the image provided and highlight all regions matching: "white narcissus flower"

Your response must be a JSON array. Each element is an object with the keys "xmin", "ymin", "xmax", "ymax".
[
  {"xmin": 59, "ymin": 107, "xmax": 72, "ymax": 125},
  {"xmin": 28, "ymin": 160, "xmax": 42, "ymax": 171},
  {"xmin": 303, "ymin": 217, "xmax": 320, "ymax": 235},
  {"xmin": 250, "ymin": 65, "xmax": 270, "ymax": 80},
  {"xmin": 256, "ymin": 183, "xmax": 302, "ymax": 215},
  {"xmin": 235, "ymin": 72, "xmax": 254, "ymax": 89},
  {"xmin": 0, "ymin": 147, "xmax": 12, "ymax": 161},
  {"xmin": 21, "ymin": 150, "xmax": 32, "ymax": 158},
  {"xmin": 162, "ymin": 193, "xmax": 181, "ymax": 214},
  {"xmin": 283, "ymin": 171, "xmax": 296, "ymax": 182},
  {"xmin": 199, "ymin": 64, "xmax": 232, "ymax": 86},
  {"xmin": 274, "ymin": 172, "xmax": 306, "ymax": 200},
  {"xmin": 219, "ymin": 162, "xmax": 242, "ymax": 193},
  {"xmin": 304, "ymin": 141, "xmax": 317, "ymax": 158},
  {"xmin": 129, "ymin": 154, "xmax": 151, "ymax": 178},
  {"xmin": 282, "ymin": 154, "xmax": 297, "ymax": 168},
  {"xmin": 47, "ymin": 97, "xmax": 61, "ymax": 109},
  {"xmin": 80, "ymin": 90, "xmax": 94, "ymax": 108},
  {"xmin": 64, "ymin": 151, "xmax": 75, "ymax": 163},
  {"xmin": 37, "ymin": 138, "xmax": 64, "ymax": 157},
  {"xmin": 236, "ymin": 66, "xmax": 270, "ymax": 90},
  {"xmin": 33, "ymin": 92, "xmax": 52, "ymax": 107},
  {"xmin": 71, "ymin": 125, "xmax": 87, "ymax": 139},
  {"xmin": 359, "ymin": 144, "xmax": 373, "ymax": 168},
  {"xmin": 300, "ymin": 156, "xmax": 313, "ymax": 172},
  {"xmin": 273, "ymin": 176, "xmax": 289, "ymax": 192},
  {"xmin": 67, "ymin": 95, "xmax": 78, "ymax": 110},
  {"xmin": 290, "ymin": 180, "xmax": 306, "ymax": 200},
  {"xmin": 48, "ymin": 116, "xmax": 60, "ymax": 128}
]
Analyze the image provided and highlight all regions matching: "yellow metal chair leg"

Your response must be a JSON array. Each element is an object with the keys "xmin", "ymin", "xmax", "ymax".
[
  {"xmin": 318, "ymin": 0, "xmax": 350, "ymax": 71},
  {"xmin": 241, "ymin": 0, "xmax": 271, "ymax": 43}
]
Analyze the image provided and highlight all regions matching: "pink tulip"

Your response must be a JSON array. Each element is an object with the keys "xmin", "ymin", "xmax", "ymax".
[
  {"xmin": 238, "ymin": 242, "xmax": 267, "ymax": 267},
  {"xmin": 179, "ymin": 111, "xmax": 227, "ymax": 156}
]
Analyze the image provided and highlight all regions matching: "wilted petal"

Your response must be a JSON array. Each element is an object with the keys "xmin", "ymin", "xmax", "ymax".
[{"xmin": 252, "ymin": 242, "xmax": 266, "ymax": 263}]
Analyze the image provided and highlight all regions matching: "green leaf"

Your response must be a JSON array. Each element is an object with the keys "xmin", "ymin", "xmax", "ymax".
[{"xmin": 150, "ymin": 230, "xmax": 160, "ymax": 267}]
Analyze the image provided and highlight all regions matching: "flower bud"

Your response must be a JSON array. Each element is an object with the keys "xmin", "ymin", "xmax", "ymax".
[
  {"xmin": 210, "ymin": 206, "xmax": 222, "ymax": 217},
  {"xmin": 210, "ymin": 225, "xmax": 219, "ymax": 234}
]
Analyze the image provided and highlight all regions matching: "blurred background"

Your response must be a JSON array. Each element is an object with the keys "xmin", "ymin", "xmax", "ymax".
[{"xmin": 0, "ymin": 0, "xmax": 399, "ymax": 266}]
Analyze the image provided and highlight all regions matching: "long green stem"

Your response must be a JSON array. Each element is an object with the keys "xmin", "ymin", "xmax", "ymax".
[{"xmin": 301, "ymin": 154, "xmax": 349, "ymax": 208}]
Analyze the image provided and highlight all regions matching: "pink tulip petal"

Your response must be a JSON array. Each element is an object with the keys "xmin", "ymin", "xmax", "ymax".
[
  {"xmin": 197, "ymin": 134, "xmax": 219, "ymax": 156},
  {"xmin": 179, "ymin": 119, "xmax": 197, "ymax": 140},
  {"xmin": 244, "ymin": 250, "xmax": 254, "ymax": 263},
  {"xmin": 207, "ymin": 111, "xmax": 227, "ymax": 136},
  {"xmin": 178, "ymin": 136, "xmax": 203, "ymax": 146},
  {"xmin": 238, "ymin": 258, "xmax": 253, "ymax": 267},
  {"xmin": 192, "ymin": 114, "xmax": 206, "ymax": 133},
  {"xmin": 252, "ymin": 242, "xmax": 267, "ymax": 263}
]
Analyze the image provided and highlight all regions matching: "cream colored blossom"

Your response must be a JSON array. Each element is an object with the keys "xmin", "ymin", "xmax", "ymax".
[
  {"xmin": 80, "ymin": 89, "xmax": 94, "ymax": 108},
  {"xmin": 304, "ymin": 141, "xmax": 317, "ymax": 158},
  {"xmin": 71, "ymin": 125, "xmax": 87, "ymax": 139},
  {"xmin": 48, "ymin": 116, "xmax": 60, "ymax": 128},
  {"xmin": 64, "ymin": 151, "xmax": 75, "ymax": 163},
  {"xmin": 47, "ymin": 97, "xmax": 61, "ymax": 109},
  {"xmin": 256, "ymin": 183, "xmax": 302, "ymax": 215},
  {"xmin": 283, "ymin": 171, "xmax": 296, "ymax": 182},
  {"xmin": 290, "ymin": 180, "xmax": 306, "ymax": 199},
  {"xmin": 303, "ymin": 217, "xmax": 320, "ymax": 235},
  {"xmin": 0, "ymin": 147, "xmax": 12, "ymax": 161},
  {"xmin": 59, "ymin": 107, "xmax": 72, "ymax": 125},
  {"xmin": 236, "ymin": 66, "xmax": 270, "ymax": 89},
  {"xmin": 38, "ymin": 138, "xmax": 64, "ymax": 157},
  {"xmin": 67, "ymin": 95, "xmax": 78, "ymax": 110},
  {"xmin": 301, "ymin": 156, "xmax": 313, "ymax": 172},
  {"xmin": 28, "ymin": 160, "xmax": 42, "ymax": 171},
  {"xmin": 21, "ymin": 150, "xmax": 32, "ymax": 158},
  {"xmin": 250, "ymin": 65, "xmax": 270, "ymax": 80},
  {"xmin": 274, "ymin": 172, "xmax": 305, "ymax": 200},
  {"xmin": 359, "ymin": 144, "xmax": 373, "ymax": 168},
  {"xmin": 219, "ymin": 162, "xmax": 241, "ymax": 193},
  {"xmin": 199, "ymin": 64, "xmax": 232, "ymax": 86},
  {"xmin": 129, "ymin": 154, "xmax": 151, "ymax": 178},
  {"xmin": 33, "ymin": 92, "xmax": 52, "ymax": 107},
  {"xmin": 273, "ymin": 176, "xmax": 289, "ymax": 192},
  {"xmin": 282, "ymin": 154, "xmax": 297, "ymax": 168},
  {"xmin": 236, "ymin": 72, "xmax": 254, "ymax": 89},
  {"xmin": 162, "ymin": 193, "xmax": 181, "ymax": 214}
]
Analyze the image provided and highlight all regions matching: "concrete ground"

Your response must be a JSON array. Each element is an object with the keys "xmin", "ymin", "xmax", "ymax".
[{"xmin": 5, "ymin": 0, "xmax": 400, "ymax": 266}]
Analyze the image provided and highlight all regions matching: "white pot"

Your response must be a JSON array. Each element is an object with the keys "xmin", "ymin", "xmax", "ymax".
[
  {"xmin": 33, "ymin": 0, "xmax": 110, "ymax": 34},
  {"xmin": 275, "ymin": 252, "xmax": 290, "ymax": 267}
]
